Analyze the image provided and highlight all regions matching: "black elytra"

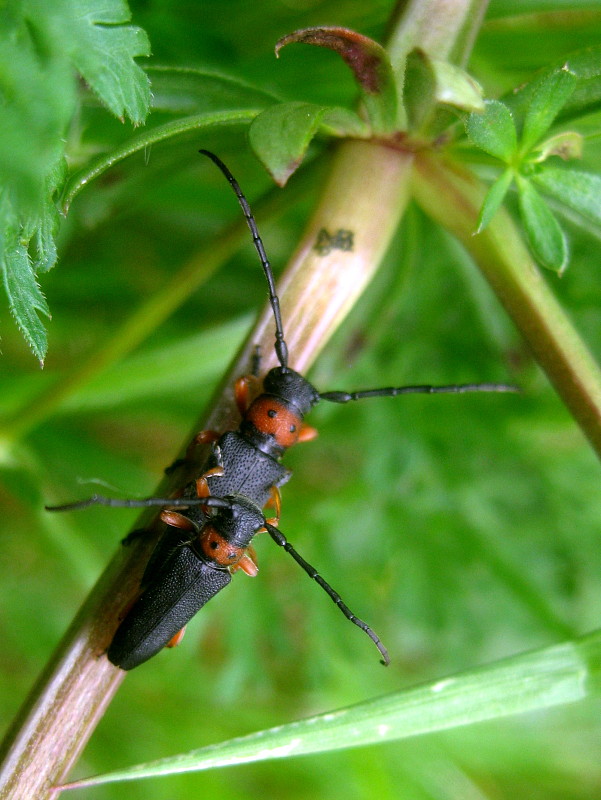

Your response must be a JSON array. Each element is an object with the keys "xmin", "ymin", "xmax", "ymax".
[{"xmin": 47, "ymin": 150, "xmax": 518, "ymax": 670}]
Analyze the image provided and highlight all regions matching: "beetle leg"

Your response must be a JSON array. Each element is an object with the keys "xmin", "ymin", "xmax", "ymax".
[
  {"xmin": 297, "ymin": 424, "xmax": 318, "ymax": 443},
  {"xmin": 263, "ymin": 485, "xmax": 282, "ymax": 524},
  {"xmin": 234, "ymin": 374, "xmax": 260, "ymax": 416},
  {"xmin": 232, "ymin": 548, "xmax": 259, "ymax": 577},
  {"xmin": 166, "ymin": 627, "xmax": 187, "ymax": 648}
]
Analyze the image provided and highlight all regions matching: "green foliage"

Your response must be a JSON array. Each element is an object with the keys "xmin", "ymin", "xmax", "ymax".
[
  {"xmin": 0, "ymin": 0, "xmax": 150, "ymax": 361},
  {"xmin": 466, "ymin": 52, "xmax": 601, "ymax": 272},
  {"xmin": 2, "ymin": 2, "xmax": 601, "ymax": 799}
]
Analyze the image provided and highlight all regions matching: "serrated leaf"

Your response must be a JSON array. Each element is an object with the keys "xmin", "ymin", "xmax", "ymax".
[
  {"xmin": 531, "ymin": 166, "xmax": 601, "ymax": 228},
  {"xmin": 477, "ymin": 168, "xmax": 513, "ymax": 233},
  {"xmin": 1, "ymin": 234, "xmax": 50, "ymax": 365},
  {"xmin": 249, "ymin": 102, "xmax": 327, "ymax": 186},
  {"xmin": 276, "ymin": 27, "xmax": 397, "ymax": 134},
  {"xmin": 25, "ymin": 0, "xmax": 151, "ymax": 124},
  {"xmin": 466, "ymin": 100, "xmax": 517, "ymax": 162},
  {"xmin": 517, "ymin": 176, "xmax": 568, "ymax": 273},
  {"xmin": 520, "ymin": 67, "xmax": 577, "ymax": 154}
]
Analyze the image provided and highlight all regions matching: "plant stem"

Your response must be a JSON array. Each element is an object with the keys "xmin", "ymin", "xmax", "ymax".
[
  {"xmin": 0, "ymin": 139, "xmax": 413, "ymax": 799},
  {"xmin": 412, "ymin": 151, "xmax": 601, "ymax": 458},
  {"xmin": 0, "ymin": 176, "xmax": 310, "ymax": 444}
]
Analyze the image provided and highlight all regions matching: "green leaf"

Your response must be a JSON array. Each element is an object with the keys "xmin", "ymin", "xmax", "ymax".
[
  {"xmin": 562, "ymin": 44, "xmax": 601, "ymax": 119},
  {"xmin": 0, "ymin": 16, "xmax": 76, "ymax": 214},
  {"xmin": 63, "ymin": 633, "xmax": 601, "ymax": 789},
  {"xmin": 520, "ymin": 67, "xmax": 577, "ymax": 154},
  {"xmin": 0, "ymin": 0, "xmax": 153, "ymax": 359},
  {"xmin": 62, "ymin": 108, "xmax": 261, "ymax": 212},
  {"xmin": 0, "ymin": 195, "xmax": 51, "ymax": 365},
  {"xmin": 147, "ymin": 66, "xmax": 280, "ymax": 115},
  {"xmin": 531, "ymin": 166, "xmax": 601, "ymax": 228},
  {"xmin": 477, "ymin": 168, "xmax": 514, "ymax": 233},
  {"xmin": 405, "ymin": 49, "xmax": 483, "ymax": 133},
  {"xmin": 319, "ymin": 107, "xmax": 371, "ymax": 139},
  {"xmin": 517, "ymin": 176, "xmax": 568, "ymax": 273},
  {"xmin": 25, "ymin": 0, "xmax": 151, "ymax": 124},
  {"xmin": 249, "ymin": 102, "xmax": 340, "ymax": 186},
  {"xmin": 532, "ymin": 131, "xmax": 583, "ymax": 164},
  {"xmin": 505, "ymin": 45, "xmax": 601, "ymax": 126},
  {"xmin": 275, "ymin": 27, "xmax": 397, "ymax": 134},
  {"xmin": 430, "ymin": 57, "xmax": 484, "ymax": 113},
  {"xmin": 466, "ymin": 101, "xmax": 517, "ymax": 163},
  {"xmin": 403, "ymin": 49, "xmax": 437, "ymax": 131}
]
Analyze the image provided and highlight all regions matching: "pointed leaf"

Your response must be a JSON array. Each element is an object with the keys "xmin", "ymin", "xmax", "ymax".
[
  {"xmin": 63, "ymin": 634, "xmax": 599, "ymax": 789},
  {"xmin": 1, "ymin": 234, "xmax": 50, "ymax": 365},
  {"xmin": 531, "ymin": 166, "xmax": 601, "ymax": 228},
  {"xmin": 517, "ymin": 176, "xmax": 568, "ymax": 273},
  {"xmin": 276, "ymin": 27, "xmax": 397, "ymax": 134},
  {"xmin": 507, "ymin": 45, "xmax": 601, "ymax": 125},
  {"xmin": 62, "ymin": 108, "xmax": 261, "ymax": 212},
  {"xmin": 477, "ymin": 168, "xmax": 514, "ymax": 233},
  {"xmin": 147, "ymin": 66, "xmax": 280, "ymax": 115},
  {"xmin": 249, "ymin": 102, "xmax": 326, "ymax": 186},
  {"xmin": 521, "ymin": 66, "xmax": 577, "ymax": 154},
  {"xmin": 562, "ymin": 45, "xmax": 601, "ymax": 120},
  {"xmin": 466, "ymin": 100, "xmax": 517, "ymax": 162}
]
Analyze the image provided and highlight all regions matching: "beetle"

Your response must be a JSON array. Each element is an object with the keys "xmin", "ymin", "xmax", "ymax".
[{"xmin": 48, "ymin": 150, "xmax": 517, "ymax": 670}]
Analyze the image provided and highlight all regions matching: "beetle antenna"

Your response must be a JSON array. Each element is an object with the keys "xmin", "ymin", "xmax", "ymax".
[
  {"xmin": 45, "ymin": 495, "xmax": 235, "ymax": 513},
  {"xmin": 319, "ymin": 382, "xmax": 519, "ymax": 404},
  {"xmin": 263, "ymin": 522, "xmax": 390, "ymax": 666},
  {"xmin": 199, "ymin": 149, "xmax": 289, "ymax": 370}
]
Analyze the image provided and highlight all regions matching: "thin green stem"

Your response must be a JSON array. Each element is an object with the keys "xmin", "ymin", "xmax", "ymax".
[
  {"xmin": 62, "ymin": 109, "xmax": 261, "ymax": 213},
  {"xmin": 413, "ymin": 151, "xmax": 601, "ymax": 458}
]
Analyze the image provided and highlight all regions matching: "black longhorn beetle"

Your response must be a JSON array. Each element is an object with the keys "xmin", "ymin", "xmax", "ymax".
[{"xmin": 48, "ymin": 150, "xmax": 517, "ymax": 670}]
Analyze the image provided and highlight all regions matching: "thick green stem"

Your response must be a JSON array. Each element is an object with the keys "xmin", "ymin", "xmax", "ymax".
[{"xmin": 412, "ymin": 152, "xmax": 601, "ymax": 457}]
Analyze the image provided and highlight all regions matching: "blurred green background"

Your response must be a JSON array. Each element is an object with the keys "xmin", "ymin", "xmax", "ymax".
[{"xmin": 2, "ymin": 1, "xmax": 601, "ymax": 798}]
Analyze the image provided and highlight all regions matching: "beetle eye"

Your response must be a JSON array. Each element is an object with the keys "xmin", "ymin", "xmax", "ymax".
[{"xmin": 267, "ymin": 409, "xmax": 277, "ymax": 418}]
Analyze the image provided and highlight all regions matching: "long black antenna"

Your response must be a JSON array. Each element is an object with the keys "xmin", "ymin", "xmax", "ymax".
[
  {"xmin": 320, "ymin": 382, "xmax": 519, "ymax": 403},
  {"xmin": 199, "ymin": 149, "xmax": 289, "ymax": 370},
  {"xmin": 45, "ymin": 495, "xmax": 234, "ymax": 513},
  {"xmin": 264, "ymin": 522, "xmax": 390, "ymax": 666}
]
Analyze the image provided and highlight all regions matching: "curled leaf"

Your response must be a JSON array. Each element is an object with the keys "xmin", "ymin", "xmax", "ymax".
[
  {"xmin": 531, "ymin": 131, "xmax": 583, "ymax": 163},
  {"xmin": 275, "ymin": 27, "xmax": 397, "ymax": 134}
]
